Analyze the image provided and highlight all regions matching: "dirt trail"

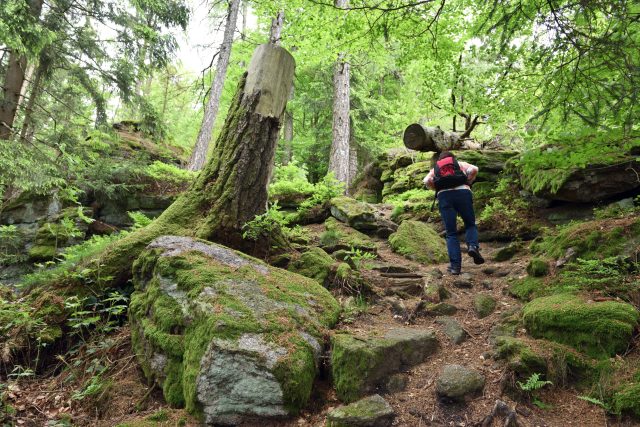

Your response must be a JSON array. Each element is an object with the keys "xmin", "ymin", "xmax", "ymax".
[{"xmin": 295, "ymin": 238, "xmax": 611, "ymax": 427}]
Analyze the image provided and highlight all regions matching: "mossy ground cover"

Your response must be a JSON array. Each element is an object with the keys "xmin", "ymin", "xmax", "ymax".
[{"xmin": 320, "ymin": 218, "xmax": 376, "ymax": 253}]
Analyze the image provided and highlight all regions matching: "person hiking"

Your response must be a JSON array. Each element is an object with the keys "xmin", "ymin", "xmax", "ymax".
[{"xmin": 423, "ymin": 151, "xmax": 484, "ymax": 275}]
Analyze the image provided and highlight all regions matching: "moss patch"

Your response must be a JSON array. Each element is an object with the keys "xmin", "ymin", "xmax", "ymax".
[
  {"xmin": 288, "ymin": 247, "xmax": 335, "ymax": 285},
  {"xmin": 527, "ymin": 258, "xmax": 550, "ymax": 277},
  {"xmin": 508, "ymin": 277, "xmax": 545, "ymax": 301},
  {"xmin": 474, "ymin": 294, "xmax": 496, "ymax": 319},
  {"xmin": 320, "ymin": 218, "xmax": 376, "ymax": 253},
  {"xmin": 388, "ymin": 220, "xmax": 447, "ymax": 264},
  {"xmin": 522, "ymin": 294, "xmax": 639, "ymax": 359}
]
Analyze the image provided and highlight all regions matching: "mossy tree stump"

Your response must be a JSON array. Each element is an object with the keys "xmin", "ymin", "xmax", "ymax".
[{"xmin": 76, "ymin": 44, "xmax": 296, "ymax": 288}]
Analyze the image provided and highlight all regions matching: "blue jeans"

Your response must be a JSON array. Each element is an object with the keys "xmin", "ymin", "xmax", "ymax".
[{"xmin": 437, "ymin": 189, "xmax": 479, "ymax": 269}]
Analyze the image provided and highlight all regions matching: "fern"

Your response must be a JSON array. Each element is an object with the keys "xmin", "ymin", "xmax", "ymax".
[{"xmin": 517, "ymin": 372, "xmax": 553, "ymax": 391}]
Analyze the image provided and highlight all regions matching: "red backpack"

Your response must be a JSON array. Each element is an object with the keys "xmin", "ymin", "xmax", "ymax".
[{"xmin": 433, "ymin": 157, "xmax": 468, "ymax": 191}]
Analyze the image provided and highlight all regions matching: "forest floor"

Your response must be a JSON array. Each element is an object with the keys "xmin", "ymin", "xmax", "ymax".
[{"xmin": 4, "ymin": 234, "xmax": 637, "ymax": 427}]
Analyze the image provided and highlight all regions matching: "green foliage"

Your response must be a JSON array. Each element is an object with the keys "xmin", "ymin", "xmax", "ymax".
[
  {"xmin": 128, "ymin": 211, "xmax": 153, "ymax": 230},
  {"xmin": 0, "ymin": 225, "xmax": 27, "ymax": 266},
  {"xmin": 242, "ymin": 202, "xmax": 289, "ymax": 241},
  {"xmin": 144, "ymin": 161, "xmax": 195, "ymax": 186},
  {"xmin": 297, "ymin": 173, "xmax": 345, "ymax": 212},
  {"xmin": 344, "ymin": 248, "xmax": 377, "ymax": 270},
  {"xmin": 269, "ymin": 162, "xmax": 315, "ymax": 197},
  {"xmin": 517, "ymin": 373, "xmax": 553, "ymax": 392}
]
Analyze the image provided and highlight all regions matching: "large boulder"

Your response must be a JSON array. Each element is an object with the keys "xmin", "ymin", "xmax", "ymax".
[
  {"xmin": 388, "ymin": 220, "xmax": 447, "ymax": 264},
  {"xmin": 330, "ymin": 197, "xmax": 377, "ymax": 231},
  {"xmin": 331, "ymin": 328, "xmax": 438, "ymax": 402},
  {"xmin": 522, "ymin": 294, "xmax": 639, "ymax": 358},
  {"xmin": 129, "ymin": 236, "xmax": 341, "ymax": 425}
]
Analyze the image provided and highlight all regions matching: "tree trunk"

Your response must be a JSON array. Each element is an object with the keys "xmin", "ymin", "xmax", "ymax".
[
  {"xmin": 187, "ymin": 0, "xmax": 241, "ymax": 171},
  {"xmin": 0, "ymin": 0, "xmax": 44, "ymax": 140},
  {"xmin": 20, "ymin": 62, "xmax": 46, "ymax": 142},
  {"xmin": 329, "ymin": 0, "xmax": 352, "ymax": 191},
  {"xmin": 403, "ymin": 123, "xmax": 463, "ymax": 152},
  {"xmin": 283, "ymin": 109, "xmax": 293, "ymax": 165},
  {"xmin": 74, "ymin": 68, "xmax": 107, "ymax": 128},
  {"xmin": 0, "ymin": 53, "xmax": 28, "ymax": 139},
  {"xmin": 329, "ymin": 56, "xmax": 351, "ymax": 188},
  {"xmin": 90, "ymin": 43, "xmax": 295, "ymax": 287}
]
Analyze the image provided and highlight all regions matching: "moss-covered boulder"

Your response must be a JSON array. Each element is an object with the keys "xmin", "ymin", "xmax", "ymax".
[
  {"xmin": 612, "ymin": 382, "xmax": 640, "ymax": 417},
  {"xmin": 474, "ymin": 294, "xmax": 496, "ymax": 319},
  {"xmin": 494, "ymin": 336, "xmax": 594, "ymax": 384},
  {"xmin": 388, "ymin": 220, "xmax": 447, "ymax": 264},
  {"xmin": 331, "ymin": 328, "xmax": 438, "ymax": 403},
  {"xmin": 330, "ymin": 197, "xmax": 377, "ymax": 231},
  {"xmin": 129, "ymin": 236, "xmax": 341, "ymax": 425},
  {"xmin": 27, "ymin": 207, "xmax": 92, "ymax": 261},
  {"xmin": 522, "ymin": 294, "xmax": 639, "ymax": 358},
  {"xmin": 493, "ymin": 243, "xmax": 522, "ymax": 262},
  {"xmin": 326, "ymin": 394, "xmax": 395, "ymax": 427},
  {"xmin": 526, "ymin": 258, "xmax": 549, "ymax": 277},
  {"xmin": 288, "ymin": 247, "xmax": 335, "ymax": 285},
  {"xmin": 320, "ymin": 218, "xmax": 377, "ymax": 253}
]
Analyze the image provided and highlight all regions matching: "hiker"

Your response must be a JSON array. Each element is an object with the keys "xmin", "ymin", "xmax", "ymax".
[{"xmin": 423, "ymin": 151, "xmax": 484, "ymax": 275}]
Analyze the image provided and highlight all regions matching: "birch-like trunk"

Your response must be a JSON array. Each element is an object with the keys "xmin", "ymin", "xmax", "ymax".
[
  {"xmin": 329, "ymin": 56, "xmax": 351, "ymax": 188},
  {"xmin": 187, "ymin": 0, "xmax": 241, "ymax": 171},
  {"xmin": 328, "ymin": 0, "xmax": 352, "ymax": 191}
]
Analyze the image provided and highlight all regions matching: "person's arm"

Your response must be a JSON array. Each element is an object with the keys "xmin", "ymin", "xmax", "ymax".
[
  {"xmin": 423, "ymin": 169, "xmax": 435, "ymax": 190},
  {"xmin": 460, "ymin": 162, "xmax": 479, "ymax": 184}
]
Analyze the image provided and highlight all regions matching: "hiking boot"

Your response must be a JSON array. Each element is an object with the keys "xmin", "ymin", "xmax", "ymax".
[
  {"xmin": 467, "ymin": 246, "xmax": 485, "ymax": 265},
  {"xmin": 447, "ymin": 266, "xmax": 461, "ymax": 275}
]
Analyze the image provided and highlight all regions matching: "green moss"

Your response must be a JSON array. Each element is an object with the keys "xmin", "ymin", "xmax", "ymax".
[
  {"xmin": 27, "ymin": 244, "xmax": 58, "ymax": 261},
  {"xmin": 329, "ymin": 197, "xmax": 376, "ymax": 230},
  {"xmin": 532, "ymin": 217, "xmax": 640, "ymax": 261},
  {"xmin": 321, "ymin": 217, "xmax": 376, "ymax": 253},
  {"xmin": 388, "ymin": 220, "xmax": 447, "ymax": 264},
  {"xmin": 474, "ymin": 294, "xmax": 496, "ymax": 318},
  {"xmin": 288, "ymin": 247, "xmax": 334, "ymax": 285},
  {"xmin": 612, "ymin": 383, "xmax": 640, "ymax": 417},
  {"xmin": 331, "ymin": 334, "xmax": 388, "ymax": 403},
  {"xmin": 527, "ymin": 258, "xmax": 549, "ymax": 277},
  {"xmin": 523, "ymin": 294, "xmax": 639, "ymax": 358},
  {"xmin": 508, "ymin": 277, "xmax": 545, "ymax": 301}
]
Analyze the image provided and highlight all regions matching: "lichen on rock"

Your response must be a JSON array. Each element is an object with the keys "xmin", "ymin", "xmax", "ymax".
[{"xmin": 129, "ymin": 236, "xmax": 340, "ymax": 425}]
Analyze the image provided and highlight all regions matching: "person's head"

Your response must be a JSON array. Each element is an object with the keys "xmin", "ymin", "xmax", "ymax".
[{"xmin": 438, "ymin": 151, "xmax": 454, "ymax": 161}]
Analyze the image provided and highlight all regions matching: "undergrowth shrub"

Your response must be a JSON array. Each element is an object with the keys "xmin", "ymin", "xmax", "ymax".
[{"xmin": 269, "ymin": 162, "xmax": 315, "ymax": 199}]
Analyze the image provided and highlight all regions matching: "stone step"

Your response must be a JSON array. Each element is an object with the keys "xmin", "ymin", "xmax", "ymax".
[
  {"xmin": 372, "ymin": 264, "xmax": 415, "ymax": 274},
  {"xmin": 379, "ymin": 272, "xmax": 423, "ymax": 279}
]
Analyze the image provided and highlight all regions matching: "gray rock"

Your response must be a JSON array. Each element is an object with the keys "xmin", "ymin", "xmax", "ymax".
[
  {"xmin": 436, "ymin": 365, "xmax": 485, "ymax": 401},
  {"xmin": 452, "ymin": 278, "xmax": 473, "ymax": 288},
  {"xmin": 424, "ymin": 302, "xmax": 457, "ymax": 316},
  {"xmin": 383, "ymin": 278, "xmax": 424, "ymax": 297},
  {"xmin": 436, "ymin": 317, "xmax": 468, "ymax": 344},
  {"xmin": 326, "ymin": 395, "xmax": 395, "ymax": 427}
]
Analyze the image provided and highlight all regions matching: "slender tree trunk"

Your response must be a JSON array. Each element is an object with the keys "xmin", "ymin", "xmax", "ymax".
[
  {"xmin": 188, "ymin": 0, "xmax": 241, "ymax": 171},
  {"xmin": 329, "ymin": 0, "xmax": 352, "ymax": 191},
  {"xmin": 282, "ymin": 108, "xmax": 293, "ymax": 165},
  {"xmin": 0, "ymin": 0, "xmax": 44, "ymax": 140},
  {"xmin": 20, "ymin": 62, "xmax": 45, "ymax": 142},
  {"xmin": 73, "ymin": 68, "xmax": 107, "ymax": 128},
  {"xmin": 329, "ymin": 55, "xmax": 351, "ymax": 187}
]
